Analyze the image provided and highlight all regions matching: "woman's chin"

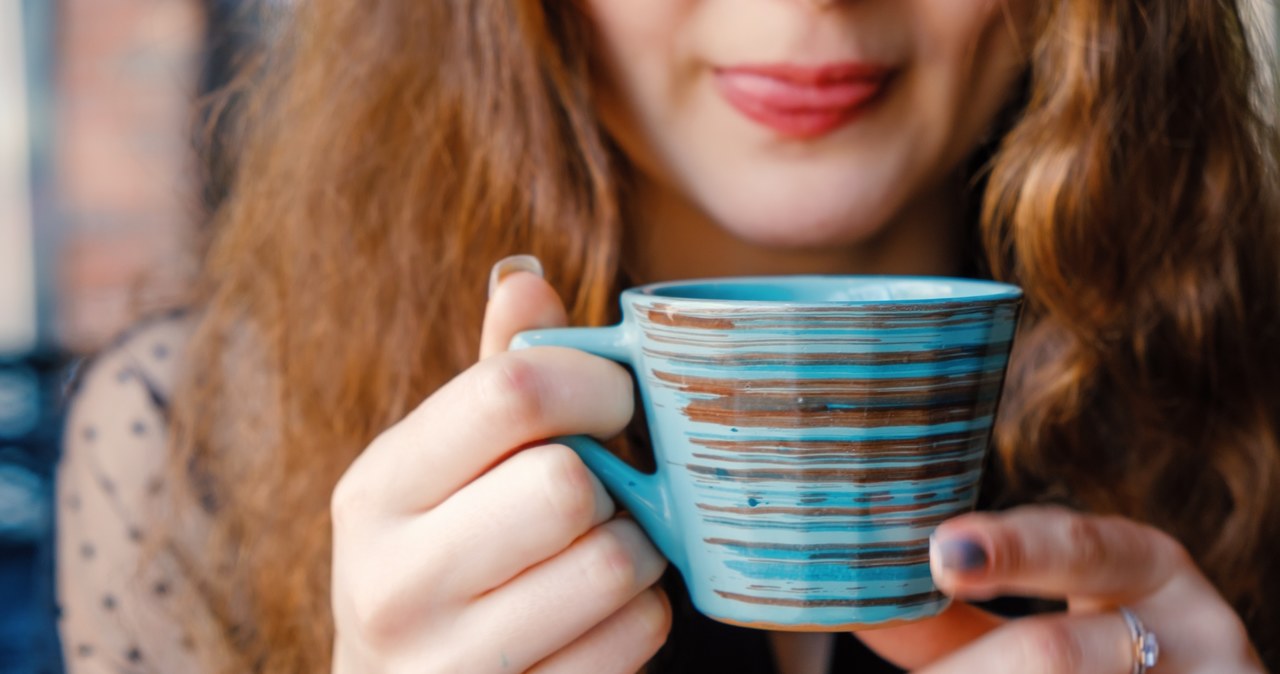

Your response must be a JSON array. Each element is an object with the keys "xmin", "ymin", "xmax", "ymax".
[{"xmin": 708, "ymin": 204, "xmax": 891, "ymax": 251}]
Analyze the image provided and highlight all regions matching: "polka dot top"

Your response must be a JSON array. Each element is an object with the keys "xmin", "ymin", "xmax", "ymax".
[{"xmin": 56, "ymin": 316, "xmax": 213, "ymax": 673}]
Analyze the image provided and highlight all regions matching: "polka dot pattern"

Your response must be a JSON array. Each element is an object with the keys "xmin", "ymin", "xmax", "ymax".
[{"xmin": 56, "ymin": 316, "xmax": 210, "ymax": 673}]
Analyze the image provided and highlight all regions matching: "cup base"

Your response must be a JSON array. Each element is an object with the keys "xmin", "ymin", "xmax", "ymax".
[
  {"xmin": 706, "ymin": 613, "xmax": 932, "ymax": 633},
  {"xmin": 700, "ymin": 595, "xmax": 953, "ymax": 633}
]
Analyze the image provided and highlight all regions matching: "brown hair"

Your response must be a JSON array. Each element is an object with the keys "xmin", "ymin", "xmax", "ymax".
[
  {"xmin": 984, "ymin": 0, "xmax": 1280, "ymax": 648},
  {"xmin": 166, "ymin": 0, "xmax": 1280, "ymax": 670}
]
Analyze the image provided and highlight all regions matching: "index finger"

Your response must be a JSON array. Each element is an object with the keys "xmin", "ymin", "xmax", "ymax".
[
  {"xmin": 343, "ymin": 346, "xmax": 634, "ymax": 515},
  {"xmin": 929, "ymin": 506, "xmax": 1188, "ymax": 603}
]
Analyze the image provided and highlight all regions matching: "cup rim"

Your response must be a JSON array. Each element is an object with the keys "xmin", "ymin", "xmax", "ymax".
[{"xmin": 624, "ymin": 275, "xmax": 1023, "ymax": 307}]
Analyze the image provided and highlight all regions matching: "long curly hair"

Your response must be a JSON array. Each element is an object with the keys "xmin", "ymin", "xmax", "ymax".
[{"xmin": 164, "ymin": 1, "xmax": 1280, "ymax": 670}]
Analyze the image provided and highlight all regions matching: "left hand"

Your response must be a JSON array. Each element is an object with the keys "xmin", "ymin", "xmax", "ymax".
[{"xmin": 856, "ymin": 505, "xmax": 1266, "ymax": 673}]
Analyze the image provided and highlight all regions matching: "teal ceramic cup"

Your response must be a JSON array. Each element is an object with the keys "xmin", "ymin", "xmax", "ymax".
[{"xmin": 511, "ymin": 276, "xmax": 1021, "ymax": 631}]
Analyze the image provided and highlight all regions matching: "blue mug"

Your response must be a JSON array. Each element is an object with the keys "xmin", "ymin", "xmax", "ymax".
[{"xmin": 511, "ymin": 276, "xmax": 1021, "ymax": 631}]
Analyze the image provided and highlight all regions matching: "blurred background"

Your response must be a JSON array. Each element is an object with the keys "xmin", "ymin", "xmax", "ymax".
[
  {"xmin": 2, "ymin": 1, "xmax": 268, "ymax": 670},
  {"xmin": 0, "ymin": 1, "xmax": 1275, "ymax": 672}
]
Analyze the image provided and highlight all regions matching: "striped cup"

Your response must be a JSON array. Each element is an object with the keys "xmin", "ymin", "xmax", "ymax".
[{"xmin": 511, "ymin": 276, "xmax": 1021, "ymax": 631}]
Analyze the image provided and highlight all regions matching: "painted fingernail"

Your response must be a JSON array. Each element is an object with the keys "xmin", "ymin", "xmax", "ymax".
[
  {"xmin": 488, "ymin": 254, "xmax": 544, "ymax": 299},
  {"xmin": 934, "ymin": 535, "xmax": 988, "ymax": 574}
]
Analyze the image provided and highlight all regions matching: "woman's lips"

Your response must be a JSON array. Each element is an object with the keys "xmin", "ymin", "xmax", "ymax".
[{"xmin": 713, "ymin": 63, "xmax": 894, "ymax": 139}]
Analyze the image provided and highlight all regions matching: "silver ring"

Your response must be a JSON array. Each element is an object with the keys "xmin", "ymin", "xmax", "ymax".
[{"xmin": 1120, "ymin": 606, "xmax": 1160, "ymax": 673}]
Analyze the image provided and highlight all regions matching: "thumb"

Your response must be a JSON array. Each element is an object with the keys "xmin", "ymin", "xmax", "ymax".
[
  {"xmin": 854, "ymin": 601, "xmax": 1004, "ymax": 670},
  {"xmin": 479, "ymin": 255, "xmax": 569, "ymax": 360}
]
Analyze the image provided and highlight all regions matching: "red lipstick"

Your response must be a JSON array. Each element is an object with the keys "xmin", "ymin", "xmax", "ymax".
[{"xmin": 713, "ymin": 62, "xmax": 893, "ymax": 139}]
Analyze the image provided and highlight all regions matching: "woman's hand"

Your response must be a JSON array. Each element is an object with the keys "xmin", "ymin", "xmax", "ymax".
[
  {"xmin": 858, "ymin": 505, "xmax": 1266, "ymax": 673},
  {"xmin": 330, "ymin": 260, "xmax": 671, "ymax": 673}
]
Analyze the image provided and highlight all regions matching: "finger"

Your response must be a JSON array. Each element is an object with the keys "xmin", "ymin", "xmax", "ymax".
[
  {"xmin": 855, "ymin": 601, "xmax": 1005, "ymax": 670},
  {"xmin": 915, "ymin": 612, "xmax": 1133, "ymax": 674},
  {"xmin": 929, "ymin": 506, "xmax": 1185, "ymax": 603},
  {"xmin": 458, "ymin": 518, "xmax": 668, "ymax": 673},
  {"xmin": 412, "ymin": 444, "xmax": 615, "ymax": 601},
  {"xmin": 341, "ymin": 346, "xmax": 634, "ymax": 513},
  {"xmin": 331, "ymin": 446, "xmax": 615, "ymax": 648},
  {"xmin": 480, "ymin": 256, "xmax": 567, "ymax": 360},
  {"xmin": 528, "ymin": 588, "xmax": 672, "ymax": 674}
]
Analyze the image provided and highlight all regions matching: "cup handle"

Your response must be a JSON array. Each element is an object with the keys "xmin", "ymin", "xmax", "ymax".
[{"xmin": 510, "ymin": 326, "xmax": 686, "ymax": 572}]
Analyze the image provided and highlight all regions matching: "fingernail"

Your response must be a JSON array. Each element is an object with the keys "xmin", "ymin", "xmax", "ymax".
[
  {"xmin": 488, "ymin": 254, "xmax": 544, "ymax": 299},
  {"xmin": 932, "ymin": 534, "xmax": 988, "ymax": 574}
]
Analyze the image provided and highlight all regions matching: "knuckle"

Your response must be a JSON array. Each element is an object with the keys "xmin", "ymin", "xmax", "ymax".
[
  {"xmin": 1144, "ymin": 525, "xmax": 1192, "ymax": 568},
  {"xmin": 1033, "ymin": 504, "xmax": 1074, "ymax": 518},
  {"xmin": 987, "ymin": 523, "xmax": 1025, "ymax": 576},
  {"xmin": 345, "ymin": 577, "xmax": 415, "ymax": 651},
  {"xmin": 1062, "ymin": 516, "xmax": 1109, "ymax": 575},
  {"xmin": 330, "ymin": 427, "xmax": 406, "ymax": 530},
  {"xmin": 483, "ymin": 353, "xmax": 547, "ymax": 429},
  {"xmin": 1015, "ymin": 619, "xmax": 1081, "ymax": 674},
  {"xmin": 536, "ymin": 444, "xmax": 597, "ymax": 527},
  {"xmin": 584, "ymin": 526, "xmax": 640, "ymax": 599},
  {"xmin": 330, "ymin": 471, "xmax": 373, "ymax": 532}
]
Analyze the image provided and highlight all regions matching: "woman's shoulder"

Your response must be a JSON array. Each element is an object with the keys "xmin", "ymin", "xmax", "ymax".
[
  {"xmin": 64, "ymin": 308, "xmax": 195, "ymax": 411},
  {"xmin": 57, "ymin": 310, "xmax": 214, "ymax": 672},
  {"xmin": 58, "ymin": 308, "xmax": 197, "ymax": 519}
]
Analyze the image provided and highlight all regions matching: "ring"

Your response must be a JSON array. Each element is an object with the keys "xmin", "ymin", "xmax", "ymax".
[{"xmin": 1119, "ymin": 606, "xmax": 1161, "ymax": 673}]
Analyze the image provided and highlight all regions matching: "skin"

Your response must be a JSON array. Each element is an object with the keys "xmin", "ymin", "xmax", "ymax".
[
  {"xmin": 330, "ymin": 1, "xmax": 1265, "ymax": 672},
  {"xmin": 590, "ymin": 0, "xmax": 1025, "ymax": 281}
]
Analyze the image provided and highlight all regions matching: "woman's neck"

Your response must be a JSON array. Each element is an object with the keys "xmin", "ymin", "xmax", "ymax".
[{"xmin": 622, "ymin": 178, "xmax": 967, "ymax": 283}]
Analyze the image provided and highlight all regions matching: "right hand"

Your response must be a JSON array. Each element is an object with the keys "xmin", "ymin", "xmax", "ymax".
[{"xmin": 330, "ymin": 266, "xmax": 672, "ymax": 673}]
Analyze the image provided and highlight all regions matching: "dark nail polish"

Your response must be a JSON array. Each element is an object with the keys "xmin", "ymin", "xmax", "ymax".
[{"xmin": 939, "ymin": 538, "xmax": 988, "ymax": 573}]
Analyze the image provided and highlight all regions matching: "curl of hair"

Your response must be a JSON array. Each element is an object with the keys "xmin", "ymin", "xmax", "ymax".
[
  {"xmin": 983, "ymin": 0, "xmax": 1280, "ymax": 660},
  {"xmin": 165, "ymin": 0, "xmax": 1280, "ymax": 670},
  {"xmin": 172, "ymin": 2, "xmax": 623, "ymax": 670}
]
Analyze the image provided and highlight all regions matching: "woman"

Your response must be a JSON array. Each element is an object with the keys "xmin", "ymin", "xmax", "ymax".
[{"xmin": 56, "ymin": 0, "xmax": 1280, "ymax": 672}]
